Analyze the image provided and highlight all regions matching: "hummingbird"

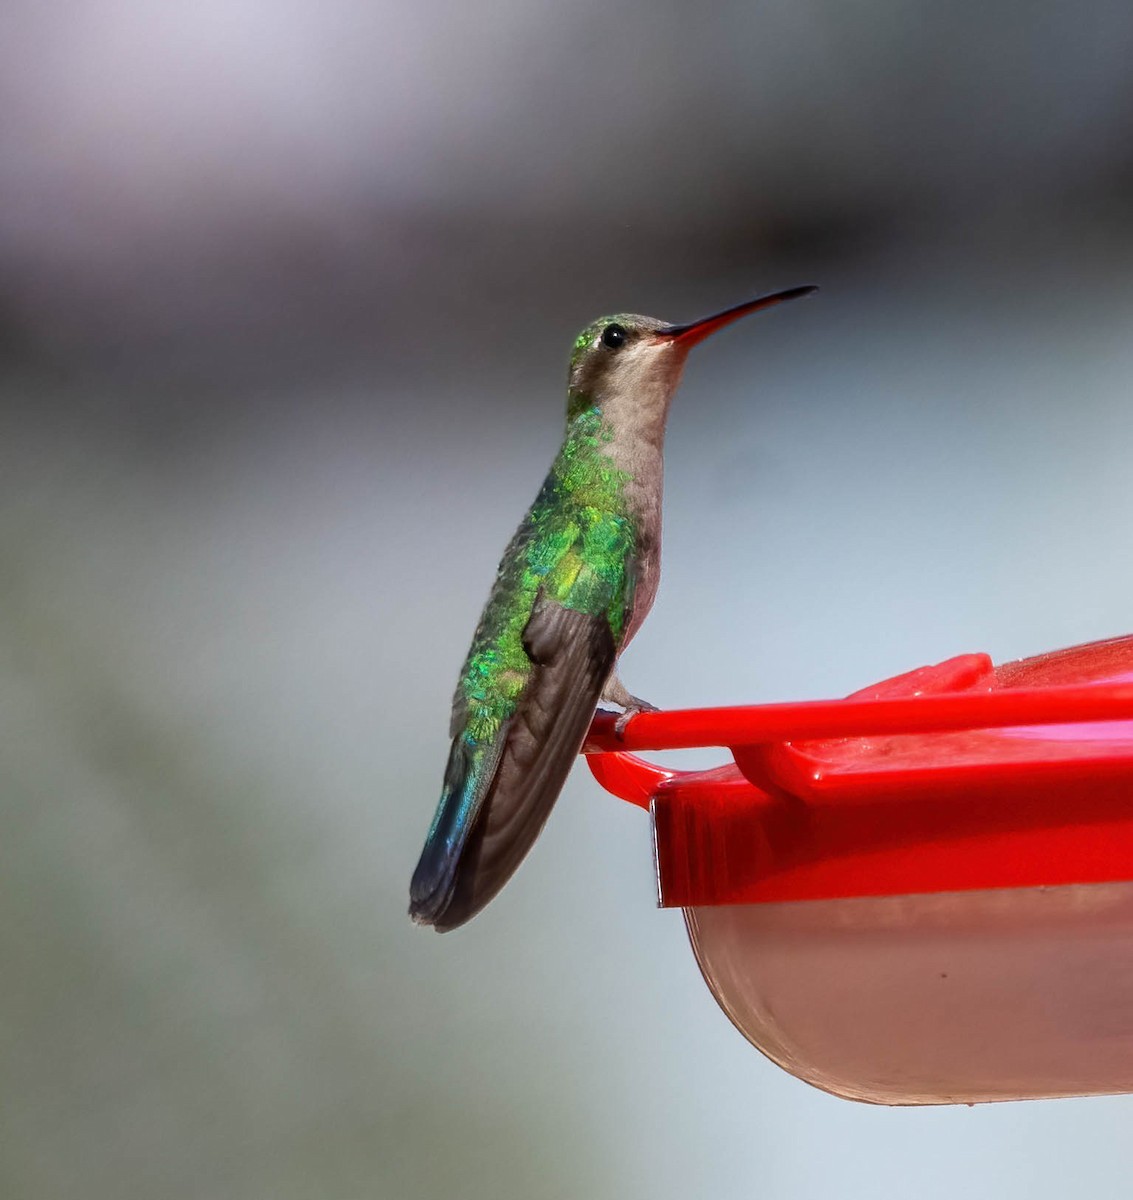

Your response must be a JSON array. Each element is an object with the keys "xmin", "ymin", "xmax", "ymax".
[{"xmin": 409, "ymin": 286, "xmax": 817, "ymax": 931}]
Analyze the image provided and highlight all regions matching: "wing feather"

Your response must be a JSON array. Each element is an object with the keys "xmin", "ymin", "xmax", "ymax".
[{"xmin": 416, "ymin": 595, "xmax": 615, "ymax": 931}]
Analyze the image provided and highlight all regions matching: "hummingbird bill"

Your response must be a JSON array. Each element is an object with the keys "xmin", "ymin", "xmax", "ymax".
[{"xmin": 409, "ymin": 286, "xmax": 817, "ymax": 930}]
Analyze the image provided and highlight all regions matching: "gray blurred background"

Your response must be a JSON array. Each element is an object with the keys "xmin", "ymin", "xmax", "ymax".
[{"xmin": 4, "ymin": 2, "xmax": 1133, "ymax": 1197}]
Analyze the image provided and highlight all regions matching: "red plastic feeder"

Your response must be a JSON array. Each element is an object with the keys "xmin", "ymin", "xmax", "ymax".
[{"xmin": 584, "ymin": 635, "xmax": 1133, "ymax": 1105}]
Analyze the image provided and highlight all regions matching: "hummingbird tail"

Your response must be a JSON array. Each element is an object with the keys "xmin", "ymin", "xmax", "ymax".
[{"xmin": 408, "ymin": 734, "xmax": 501, "ymax": 928}]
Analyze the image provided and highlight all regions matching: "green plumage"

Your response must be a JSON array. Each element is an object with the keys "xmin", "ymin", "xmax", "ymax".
[{"xmin": 458, "ymin": 405, "xmax": 634, "ymax": 743}]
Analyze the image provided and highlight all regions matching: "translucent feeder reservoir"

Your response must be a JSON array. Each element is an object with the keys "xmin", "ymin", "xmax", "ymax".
[{"xmin": 584, "ymin": 636, "xmax": 1133, "ymax": 1104}]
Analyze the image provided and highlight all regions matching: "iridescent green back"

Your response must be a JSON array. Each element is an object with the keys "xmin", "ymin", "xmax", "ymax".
[{"xmin": 456, "ymin": 405, "xmax": 635, "ymax": 743}]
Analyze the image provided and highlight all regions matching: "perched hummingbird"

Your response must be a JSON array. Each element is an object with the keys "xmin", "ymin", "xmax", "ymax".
[{"xmin": 409, "ymin": 286, "xmax": 817, "ymax": 931}]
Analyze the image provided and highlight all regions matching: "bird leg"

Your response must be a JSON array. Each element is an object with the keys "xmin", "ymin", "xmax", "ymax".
[{"xmin": 600, "ymin": 672, "xmax": 659, "ymax": 739}]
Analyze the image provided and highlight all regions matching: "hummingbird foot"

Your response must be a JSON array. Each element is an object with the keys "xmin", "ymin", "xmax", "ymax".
[{"xmin": 600, "ymin": 673, "xmax": 659, "ymax": 739}]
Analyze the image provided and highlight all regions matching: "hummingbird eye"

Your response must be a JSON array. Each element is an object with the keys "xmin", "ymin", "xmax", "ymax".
[{"xmin": 601, "ymin": 323, "xmax": 627, "ymax": 350}]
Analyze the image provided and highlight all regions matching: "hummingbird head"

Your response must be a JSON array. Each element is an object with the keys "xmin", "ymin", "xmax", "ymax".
[{"xmin": 565, "ymin": 286, "xmax": 817, "ymax": 429}]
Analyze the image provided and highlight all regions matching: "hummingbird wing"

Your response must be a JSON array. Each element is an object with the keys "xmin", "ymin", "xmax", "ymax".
[{"xmin": 409, "ymin": 592, "xmax": 616, "ymax": 931}]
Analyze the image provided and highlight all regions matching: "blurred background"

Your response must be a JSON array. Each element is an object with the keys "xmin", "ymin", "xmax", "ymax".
[{"xmin": 5, "ymin": 2, "xmax": 1133, "ymax": 1197}]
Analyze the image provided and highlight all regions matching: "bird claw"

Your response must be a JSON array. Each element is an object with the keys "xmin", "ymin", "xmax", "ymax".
[{"xmin": 613, "ymin": 699, "xmax": 659, "ymax": 740}]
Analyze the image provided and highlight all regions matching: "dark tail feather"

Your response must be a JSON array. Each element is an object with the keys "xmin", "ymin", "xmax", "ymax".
[{"xmin": 409, "ymin": 733, "xmax": 502, "ymax": 927}]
